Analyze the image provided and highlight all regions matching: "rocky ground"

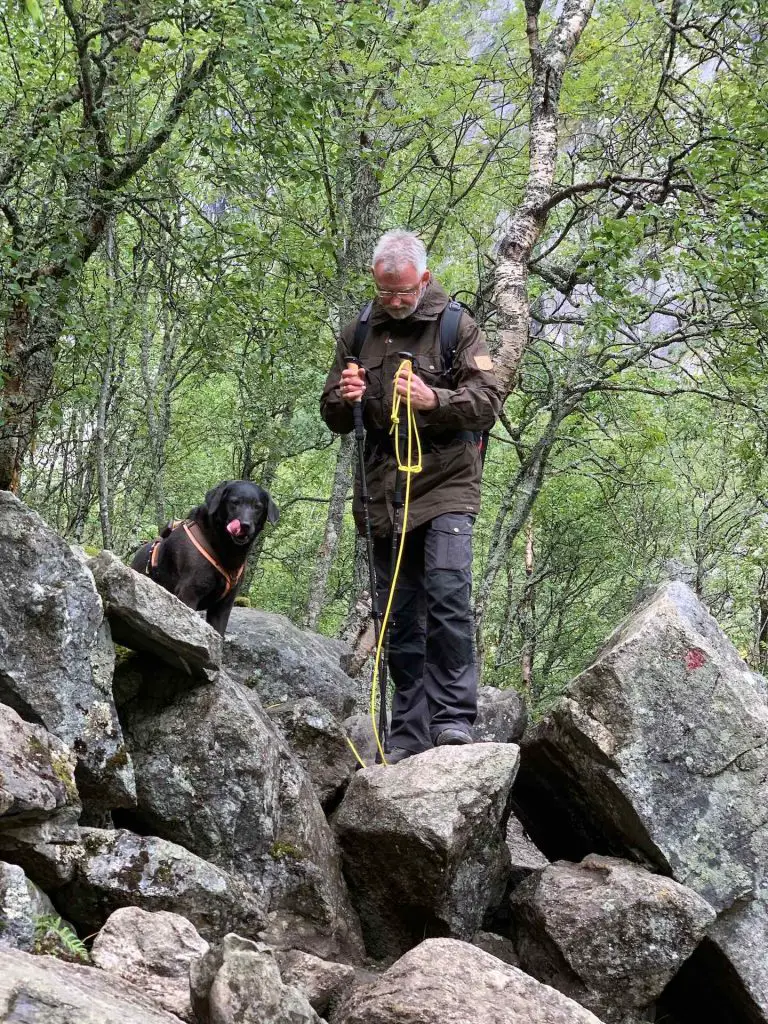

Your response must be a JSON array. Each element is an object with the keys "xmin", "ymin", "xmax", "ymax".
[{"xmin": 0, "ymin": 489, "xmax": 765, "ymax": 1023}]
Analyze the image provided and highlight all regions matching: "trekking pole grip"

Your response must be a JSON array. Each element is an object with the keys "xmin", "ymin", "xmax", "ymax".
[{"xmin": 346, "ymin": 358, "xmax": 365, "ymax": 436}]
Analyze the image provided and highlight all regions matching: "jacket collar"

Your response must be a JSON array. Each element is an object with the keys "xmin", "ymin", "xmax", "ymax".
[{"xmin": 368, "ymin": 280, "xmax": 450, "ymax": 327}]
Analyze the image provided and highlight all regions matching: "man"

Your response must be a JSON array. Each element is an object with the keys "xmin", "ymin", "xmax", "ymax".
[{"xmin": 320, "ymin": 229, "xmax": 502, "ymax": 763}]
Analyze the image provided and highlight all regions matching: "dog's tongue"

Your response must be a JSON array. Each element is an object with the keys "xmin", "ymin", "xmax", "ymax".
[{"xmin": 226, "ymin": 518, "xmax": 242, "ymax": 537}]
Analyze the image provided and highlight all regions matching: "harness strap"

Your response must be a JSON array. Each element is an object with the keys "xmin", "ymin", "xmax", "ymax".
[{"xmin": 182, "ymin": 522, "xmax": 244, "ymax": 597}]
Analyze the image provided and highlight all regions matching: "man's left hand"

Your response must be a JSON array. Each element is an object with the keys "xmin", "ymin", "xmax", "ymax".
[{"xmin": 395, "ymin": 368, "xmax": 438, "ymax": 410}]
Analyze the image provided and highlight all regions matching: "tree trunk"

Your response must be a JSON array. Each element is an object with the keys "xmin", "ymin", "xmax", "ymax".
[
  {"xmin": 0, "ymin": 301, "xmax": 59, "ymax": 492},
  {"xmin": 492, "ymin": 0, "xmax": 596, "ymax": 394},
  {"xmin": 475, "ymin": 407, "xmax": 565, "ymax": 660},
  {"xmin": 305, "ymin": 432, "xmax": 355, "ymax": 629},
  {"xmin": 519, "ymin": 518, "xmax": 536, "ymax": 702}
]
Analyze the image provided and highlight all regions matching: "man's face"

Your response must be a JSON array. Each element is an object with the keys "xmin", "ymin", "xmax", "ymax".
[{"xmin": 371, "ymin": 262, "xmax": 430, "ymax": 320}]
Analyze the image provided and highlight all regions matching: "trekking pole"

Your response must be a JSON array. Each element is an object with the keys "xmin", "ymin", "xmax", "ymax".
[{"xmin": 346, "ymin": 358, "xmax": 388, "ymax": 752}]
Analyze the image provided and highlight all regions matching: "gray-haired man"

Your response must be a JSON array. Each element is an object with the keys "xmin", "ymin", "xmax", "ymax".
[{"xmin": 321, "ymin": 230, "xmax": 502, "ymax": 762}]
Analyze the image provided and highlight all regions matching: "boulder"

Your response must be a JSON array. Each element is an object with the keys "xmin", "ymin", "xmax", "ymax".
[
  {"xmin": 0, "ymin": 702, "xmax": 83, "ymax": 888},
  {"xmin": 91, "ymin": 907, "xmax": 209, "ymax": 1022},
  {"xmin": 475, "ymin": 685, "xmax": 528, "ymax": 743},
  {"xmin": 0, "ymin": 493, "xmax": 134, "ymax": 809},
  {"xmin": 0, "ymin": 947, "xmax": 184, "ymax": 1023},
  {"xmin": 471, "ymin": 930, "xmax": 519, "ymax": 967},
  {"xmin": 223, "ymin": 607, "xmax": 359, "ymax": 719},
  {"xmin": 0, "ymin": 860, "xmax": 57, "ymax": 951},
  {"xmin": 0, "ymin": 702, "xmax": 80, "ymax": 828},
  {"xmin": 120, "ymin": 665, "xmax": 364, "ymax": 961},
  {"xmin": 506, "ymin": 812, "xmax": 548, "ymax": 887},
  {"xmin": 204, "ymin": 933, "xmax": 322, "ymax": 1024},
  {"xmin": 516, "ymin": 583, "xmax": 768, "ymax": 912},
  {"xmin": 55, "ymin": 828, "xmax": 265, "ymax": 942},
  {"xmin": 333, "ymin": 937, "xmax": 606, "ymax": 1024},
  {"xmin": 275, "ymin": 947, "xmax": 356, "ymax": 1016},
  {"xmin": 509, "ymin": 854, "xmax": 716, "ymax": 1022},
  {"xmin": 269, "ymin": 697, "xmax": 356, "ymax": 807},
  {"xmin": 707, "ymin": 889, "xmax": 768, "ymax": 1022},
  {"xmin": 88, "ymin": 549, "xmax": 222, "ymax": 681},
  {"xmin": 334, "ymin": 744, "xmax": 519, "ymax": 959},
  {"xmin": 341, "ymin": 713, "xmax": 386, "ymax": 770}
]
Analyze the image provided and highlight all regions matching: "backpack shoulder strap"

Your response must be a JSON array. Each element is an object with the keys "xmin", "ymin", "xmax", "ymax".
[
  {"xmin": 439, "ymin": 299, "xmax": 464, "ymax": 373},
  {"xmin": 351, "ymin": 300, "xmax": 374, "ymax": 358}
]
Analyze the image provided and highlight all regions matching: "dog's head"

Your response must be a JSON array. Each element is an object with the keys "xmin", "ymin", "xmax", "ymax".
[{"xmin": 204, "ymin": 480, "xmax": 280, "ymax": 547}]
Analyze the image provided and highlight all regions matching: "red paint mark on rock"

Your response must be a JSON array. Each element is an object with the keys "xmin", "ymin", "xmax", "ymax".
[{"xmin": 685, "ymin": 648, "xmax": 707, "ymax": 671}]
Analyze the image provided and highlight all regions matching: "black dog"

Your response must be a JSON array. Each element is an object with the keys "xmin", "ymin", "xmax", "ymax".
[{"xmin": 131, "ymin": 480, "xmax": 279, "ymax": 636}]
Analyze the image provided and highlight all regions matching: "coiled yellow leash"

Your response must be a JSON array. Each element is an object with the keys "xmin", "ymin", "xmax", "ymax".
[{"xmin": 345, "ymin": 359, "xmax": 423, "ymax": 769}]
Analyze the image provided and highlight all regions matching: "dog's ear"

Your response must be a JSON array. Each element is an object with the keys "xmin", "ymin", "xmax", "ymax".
[
  {"xmin": 264, "ymin": 491, "xmax": 280, "ymax": 525},
  {"xmin": 204, "ymin": 481, "xmax": 229, "ymax": 519}
]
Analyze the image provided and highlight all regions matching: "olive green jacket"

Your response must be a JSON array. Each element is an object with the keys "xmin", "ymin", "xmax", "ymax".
[{"xmin": 320, "ymin": 282, "xmax": 502, "ymax": 536}]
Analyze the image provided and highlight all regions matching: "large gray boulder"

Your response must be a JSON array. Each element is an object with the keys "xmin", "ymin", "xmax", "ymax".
[
  {"xmin": 120, "ymin": 664, "xmax": 364, "ymax": 961},
  {"xmin": 516, "ymin": 582, "xmax": 768, "ymax": 1018},
  {"xmin": 269, "ymin": 696, "xmax": 356, "ymax": 807},
  {"xmin": 223, "ymin": 607, "xmax": 359, "ymax": 719},
  {"xmin": 0, "ymin": 702, "xmax": 82, "ymax": 888},
  {"xmin": 0, "ymin": 493, "xmax": 134, "ymax": 809},
  {"xmin": 334, "ymin": 744, "xmax": 519, "ymax": 959},
  {"xmin": 509, "ymin": 855, "xmax": 716, "ymax": 1023},
  {"xmin": 0, "ymin": 702, "xmax": 80, "ymax": 828},
  {"xmin": 475, "ymin": 685, "xmax": 527, "ymax": 743},
  {"xmin": 56, "ymin": 828, "xmax": 265, "ymax": 942},
  {"xmin": 200, "ymin": 934, "xmax": 322, "ymax": 1024},
  {"xmin": 0, "ymin": 860, "xmax": 57, "ymax": 951},
  {"xmin": 89, "ymin": 549, "xmax": 222, "ymax": 681},
  {"xmin": 91, "ymin": 907, "xmax": 209, "ymax": 1022},
  {"xmin": 0, "ymin": 947, "xmax": 184, "ymax": 1023},
  {"xmin": 333, "ymin": 937, "xmax": 606, "ymax": 1024}
]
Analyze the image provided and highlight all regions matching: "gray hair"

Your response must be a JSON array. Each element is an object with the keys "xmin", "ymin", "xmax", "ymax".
[{"xmin": 371, "ymin": 230, "xmax": 427, "ymax": 275}]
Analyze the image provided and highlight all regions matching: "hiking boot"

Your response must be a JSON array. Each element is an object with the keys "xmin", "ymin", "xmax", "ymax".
[
  {"xmin": 384, "ymin": 746, "xmax": 416, "ymax": 765},
  {"xmin": 435, "ymin": 728, "xmax": 473, "ymax": 746}
]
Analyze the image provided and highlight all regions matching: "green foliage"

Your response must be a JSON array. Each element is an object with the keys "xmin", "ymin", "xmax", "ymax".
[{"xmin": 33, "ymin": 915, "xmax": 90, "ymax": 963}]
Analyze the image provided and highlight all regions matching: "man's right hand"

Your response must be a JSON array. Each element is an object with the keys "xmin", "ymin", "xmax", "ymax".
[{"xmin": 340, "ymin": 364, "xmax": 366, "ymax": 404}]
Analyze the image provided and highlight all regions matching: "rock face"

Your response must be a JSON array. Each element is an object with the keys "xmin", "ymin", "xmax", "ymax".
[
  {"xmin": 120, "ymin": 664, "xmax": 363, "ymax": 961},
  {"xmin": 333, "ymin": 937, "xmax": 606, "ymax": 1024},
  {"xmin": 0, "ymin": 947, "xmax": 184, "ymax": 1023},
  {"xmin": 0, "ymin": 493, "xmax": 134, "ymax": 809},
  {"xmin": 275, "ymin": 948, "xmax": 356, "ymax": 1016},
  {"xmin": 707, "ymin": 890, "xmax": 768, "ymax": 1022},
  {"xmin": 91, "ymin": 907, "xmax": 209, "ymax": 1022},
  {"xmin": 334, "ymin": 744, "xmax": 519, "ymax": 959},
  {"xmin": 269, "ymin": 696, "xmax": 356, "ymax": 807},
  {"xmin": 0, "ymin": 702, "xmax": 80, "ymax": 828},
  {"xmin": 223, "ymin": 607, "xmax": 359, "ymax": 719},
  {"xmin": 516, "ymin": 582, "xmax": 768, "ymax": 1020},
  {"xmin": 517, "ymin": 583, "xmax": 768, "ymax": 910},
  {"xmin": 506, "ymin": 812, "xmax": 549, "ymax": 887},
  {"xmin": 205, "ymin": 934, "xmax": 322, "ymax": 1024},
  {"xmin": 0, "ymin": 861, "xmax": 57, "ymax": 951},
  {"xmin": 89, "ymin": 549, "xmax": 222, "ymax": 681},
  {"xmin": 475, "ymin": 685, "xmax": 528, "ymax": 743},
  {"xmin": 56, "ymin": 828, "xmax": 265, "ymax": 942},
  {"xmin": 509, "ymin": 854, "xmax": 716, "ymax": 1023},
  {"xmin": 0, "ymin": 703, "xmax": 82, "ymax": 887}
]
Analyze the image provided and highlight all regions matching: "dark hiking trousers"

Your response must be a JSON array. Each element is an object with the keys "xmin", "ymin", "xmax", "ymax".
[{"xmin": 374, "ymin": 512, "xmax": 478, "ymax": 752}]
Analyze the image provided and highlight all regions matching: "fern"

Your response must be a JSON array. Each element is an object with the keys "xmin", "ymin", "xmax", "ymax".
[{"xmin": 33, "ymin": 915, "xmax": 90, "ymax": 963}]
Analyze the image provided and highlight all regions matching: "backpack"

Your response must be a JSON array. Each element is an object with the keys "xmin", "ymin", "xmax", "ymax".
[{"xmin": 350, "ymin": 298, "xmax": 489, "ymax": 463}]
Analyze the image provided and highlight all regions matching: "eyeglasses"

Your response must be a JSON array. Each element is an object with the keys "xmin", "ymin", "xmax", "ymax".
[{"xmin": 375, "ymin": 285, "xmax": 423, "ymax": 299}]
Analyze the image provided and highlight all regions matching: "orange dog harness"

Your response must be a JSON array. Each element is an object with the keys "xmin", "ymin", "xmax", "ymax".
[{"xmin": 148, "ymin": 520, "xmax": 244, "ymax": 597}]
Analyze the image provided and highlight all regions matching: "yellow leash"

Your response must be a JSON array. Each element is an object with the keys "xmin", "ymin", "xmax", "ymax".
[{"xmin": 346, "ymin": 359, "xmax": 423, "ymax": 769}]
